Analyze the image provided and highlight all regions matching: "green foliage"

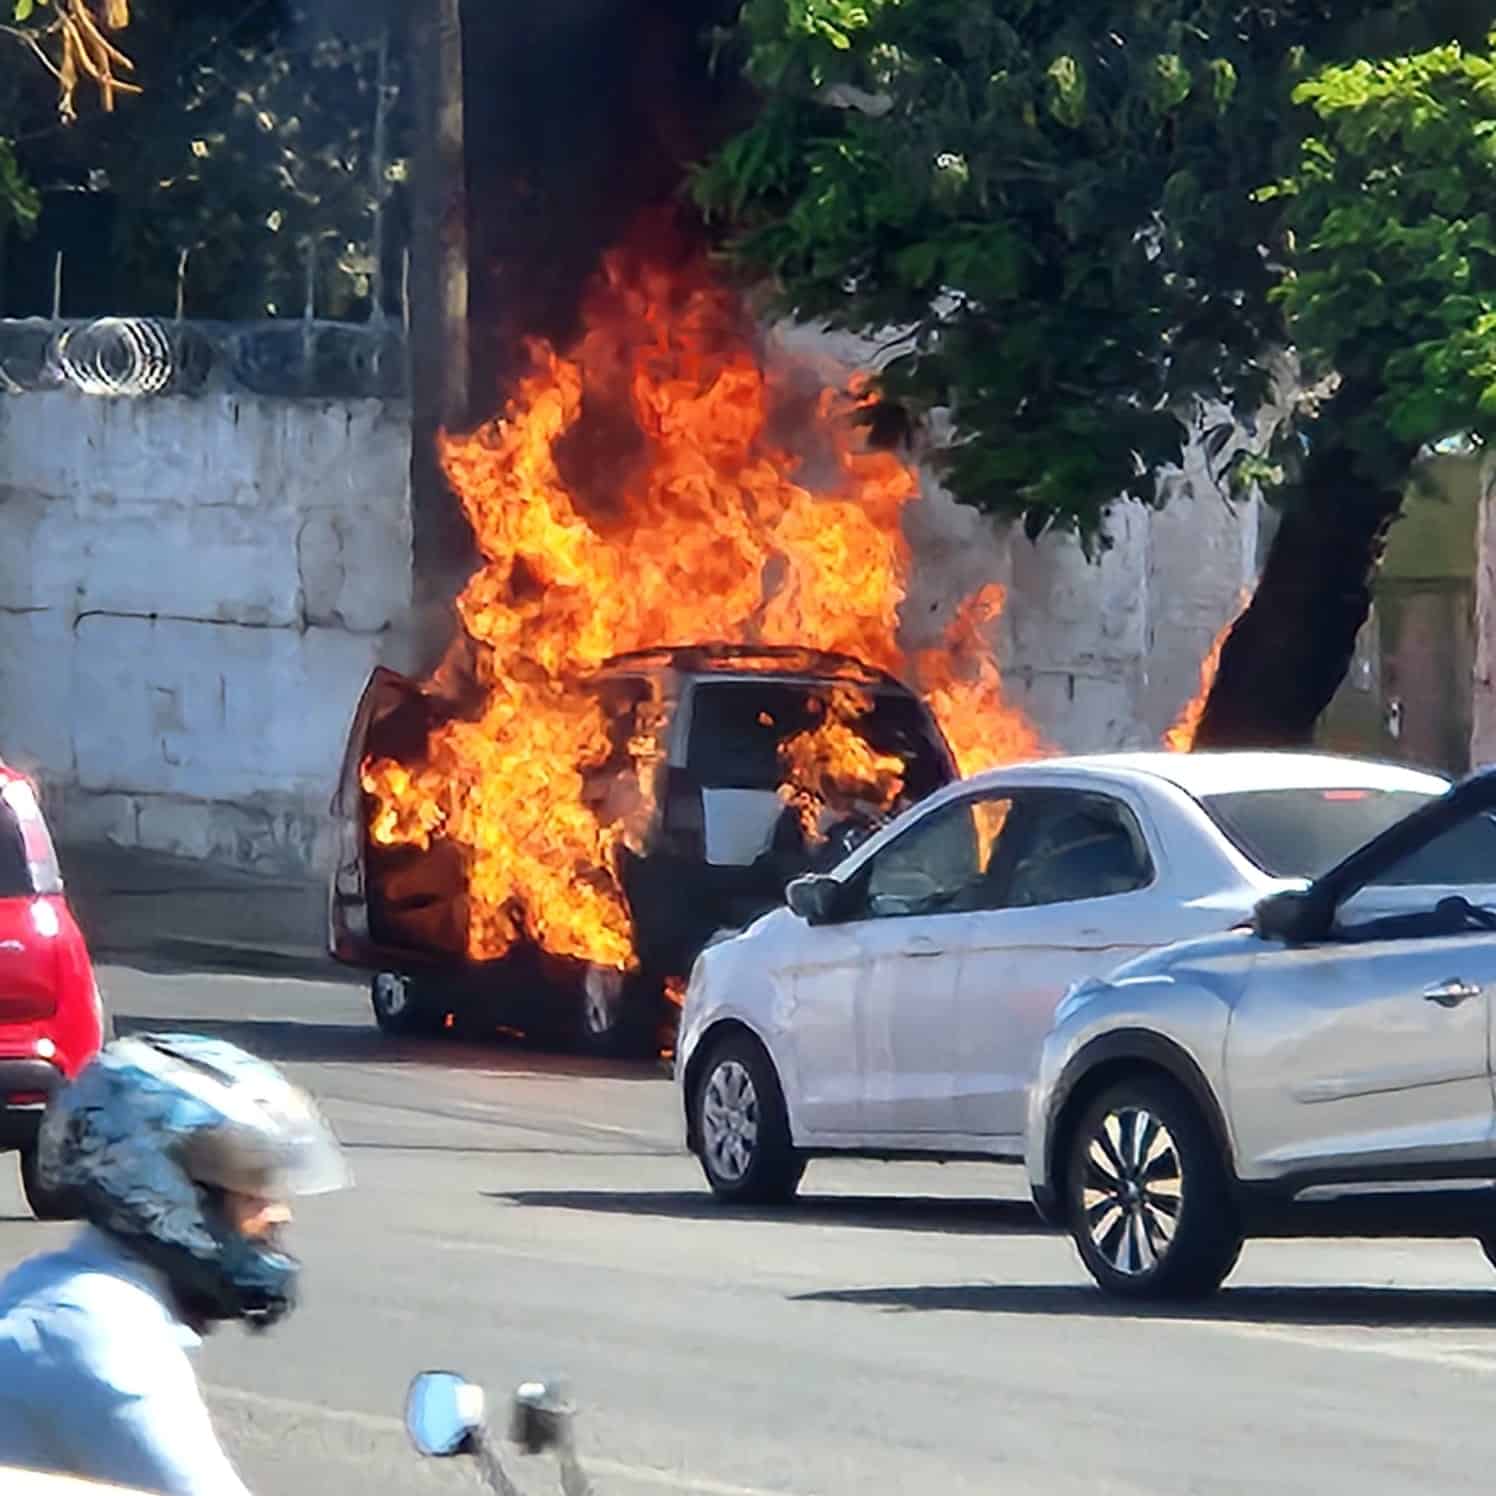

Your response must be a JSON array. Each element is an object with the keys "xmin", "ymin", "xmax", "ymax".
[
  {"xmin": 1266, "ymin": 38, "xmax": 1496, "ymax": 471},
  {"xmin": 0, "ymin": 134, "xmax": 38, "ymax": 229},
  {"xmin": 101, "ymin": 12, "xmax": 406, "ymax": 318},
  {"xmin": 0, "ymin": 2, "xmax": 406, "ymax": 319},
  {"xmin": 696, "ymin": 0, "xmax": 1487, "ymax": 538}
]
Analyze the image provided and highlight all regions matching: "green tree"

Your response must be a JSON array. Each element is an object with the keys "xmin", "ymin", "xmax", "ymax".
[
  {"xmin": 102, "ymin": 10, "xmax": 407, "ymax": 320},
  {"xmin": 0, "ymin": 2, "xmax": 408, "ymax": 322},
  {"xmin": 1197, "ymin": 39, "xmax": 1496, "ymax": 746},
  {"xmin": 694, "ymin": 0, "xmax": 1489, "ymax": 747}
]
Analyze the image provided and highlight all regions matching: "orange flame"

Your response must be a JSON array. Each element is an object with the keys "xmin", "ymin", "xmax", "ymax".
[
  {"xmin": 917, "ymin": 585, "xmax": 1044, "ymax": 776},
  {"xmin": 1164, "ymin": 590, "xmax": 1251, "ymax": 753},
  {"xmin": 364, "ymin": 244, "xmax": 1043, "ymax": 969},
  {"xmin": 777, "ymin": 688, "xmax": 910, "ymax": 845}
]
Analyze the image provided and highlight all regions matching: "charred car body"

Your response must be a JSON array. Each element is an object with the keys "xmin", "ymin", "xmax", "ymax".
[{"xmin": 330, "ymin": 644, "xmax": 957, "ymax": 1051}]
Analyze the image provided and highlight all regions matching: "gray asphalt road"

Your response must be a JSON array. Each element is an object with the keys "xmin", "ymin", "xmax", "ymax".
[{"xmin": 5, "ymin": 965, "xmax": 1496, "ymax": 1496}]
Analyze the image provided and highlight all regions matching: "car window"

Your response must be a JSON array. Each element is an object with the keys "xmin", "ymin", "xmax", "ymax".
[
  {"xmin": 684, "ymin": 681, "xmax": 948, "ymax": 799},
  {"xmin": 863, "ymin": 794, "xmax": 1017, "ymax": 919},
  {"xmin": 1328, "ymin": 803, "xmax": 1496, "ymax": 942},
  {"xmin": 1327, "ymin": 802, "xmax": 1496, "ymax": 941},
  {"xmin": 581, "ymin": 676, "xmax": 663, "ymax": 829},
  {"xmin": 1364, "ymin": 808, "xmax": 1496, "ymax": 888},
  {"xmin": 1200, "ymin": 787, "xmax": 1443, "ymax": 878},
  {"xmin": 1006, "ymin": 792, "xmax": 1152, "ymax": 908},
  {"xmin": 0, "ymin": 803, "xmax": 31, "ymax": 897}
]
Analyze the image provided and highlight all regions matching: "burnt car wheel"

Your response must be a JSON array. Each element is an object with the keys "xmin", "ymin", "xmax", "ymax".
[
  {"xmin": 576, "ymin": 964, "xmax": 628, "ymax": 1054},
  {"xmin": 20, "ymin": 1147, "xmax": 77, "ymax": 1222},
  {"xmin": 571, "ymin": 965, "xmax": 660, "ymax": 1058},
  {"xmin": 692, "ymin": 1035, "xmax": 803, "ymax": 1205},
  {"xmin": 370, "ymin": 972, "xmax": 444, "ymax": 1038},
  {"xmin": 1066, "ymin": 1076, "xmax": 1241, "ymax": 1301}
]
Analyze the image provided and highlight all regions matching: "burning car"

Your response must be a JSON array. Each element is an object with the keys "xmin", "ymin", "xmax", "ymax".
[
  {"xmin": 330, "ymin": 644, "xmax": 957, "ymax": 1052},
  {"xmin": 328, "ymin": 236, "xmax": 1047, "ymax": 1052}
]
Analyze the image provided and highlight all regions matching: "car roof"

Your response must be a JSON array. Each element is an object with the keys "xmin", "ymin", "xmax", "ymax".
[
  {"xmin": 960, "ymin": 750, "xmax": 1452, "ymax": 801},
  {"xmin": 594, "ymin": 643, "xmax": 905, "ymax": 692}
]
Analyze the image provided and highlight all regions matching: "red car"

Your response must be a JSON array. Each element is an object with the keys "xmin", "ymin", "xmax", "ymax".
[{"xmin": 0, "ymin": 764, "xmax": 106, "ymax": 1218}]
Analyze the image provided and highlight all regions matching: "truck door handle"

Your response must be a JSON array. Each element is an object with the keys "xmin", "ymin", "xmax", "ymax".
[
  {"xmin": 903, "ymin": 937, "xmax": 943, "ymax": 958},
  {"xmin": 1423, "ymin": 978, "xmax": 1482, "ymax": 1008}
]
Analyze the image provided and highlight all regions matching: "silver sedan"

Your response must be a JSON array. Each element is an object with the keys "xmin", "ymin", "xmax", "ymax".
[{"xmin": 1027, "ymin": 765, "xmax": 1496, "ymax": 1299}]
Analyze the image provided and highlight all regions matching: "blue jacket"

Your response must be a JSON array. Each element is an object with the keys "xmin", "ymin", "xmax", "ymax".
[{"xmin": 0, "ymin": 1228, "xmax": 251, "ymax": 1496}]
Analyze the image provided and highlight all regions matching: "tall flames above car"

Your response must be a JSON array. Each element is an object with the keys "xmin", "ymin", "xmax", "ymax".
[{"xmin": 362, "ymin": 236, "xmax": 1051, "ymax": 971}]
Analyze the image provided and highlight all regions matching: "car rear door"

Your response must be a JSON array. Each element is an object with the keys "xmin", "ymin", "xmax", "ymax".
[
  {"xmin": 1229, "ymin": 795, "xmax": 1496, "ymax": 1182},
  {"xmin": 328, "ymin": 667, "xmax": 442, "ymax": 966}
]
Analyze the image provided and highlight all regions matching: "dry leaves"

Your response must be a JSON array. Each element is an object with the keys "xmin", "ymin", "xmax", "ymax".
[{"xmin": 13, "ymin": 0, "xmax": 139, "ymax": 122}]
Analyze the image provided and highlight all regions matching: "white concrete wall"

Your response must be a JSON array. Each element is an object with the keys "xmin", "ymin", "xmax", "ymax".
[
  {"xmin": 0, "ymin": 392, "xmax": 412, "ymax": 878},
  {"xmin": 774, "ymin": 319, "xmax": 1263, "ymax": 752},
  {"xmin": 0, "ymin": 363, "xmax": 1259, "ymax": 885},
  {"xmin": 900, "ymin": 477, "xmax": 1259, "ymax": 753}
]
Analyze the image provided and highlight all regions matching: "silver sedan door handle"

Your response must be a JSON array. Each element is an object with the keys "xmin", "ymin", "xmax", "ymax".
[
  {"xmin": 903, "ymin": 936, "xmax": 943, "ymax": 959},
  {"xmin": 1424, "ymin": 978, "xmax": 1483, "ymax": 1008}
]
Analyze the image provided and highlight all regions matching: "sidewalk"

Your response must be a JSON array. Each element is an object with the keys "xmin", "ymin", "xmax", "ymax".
[{"xmin": 57, "ymin": 843, "xmax": 348, "ymax": 982}]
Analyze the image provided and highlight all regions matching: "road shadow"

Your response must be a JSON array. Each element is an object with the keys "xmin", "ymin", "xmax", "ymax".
[
  {"xmin": 115, "ymin": 1012, "xmax": 670, "ymax": 1081},
  {"xmin": 794, "ymin": 1280, "xmax": 1496, "ymax": 1328},
  {"xmin": 492, "ymin": 1188, "xmax": 1053, "ymax": 1237}
]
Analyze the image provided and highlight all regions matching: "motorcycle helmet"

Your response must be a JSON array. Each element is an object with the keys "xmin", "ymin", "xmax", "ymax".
[{"xmin": 37, "ymin": 1033, "xmax": 350, "ymax": 1330}]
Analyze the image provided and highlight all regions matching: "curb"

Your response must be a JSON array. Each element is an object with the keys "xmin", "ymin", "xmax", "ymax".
[{"xmin": 93, "ymin": 937, "xmax": 358, "ymax": 985}]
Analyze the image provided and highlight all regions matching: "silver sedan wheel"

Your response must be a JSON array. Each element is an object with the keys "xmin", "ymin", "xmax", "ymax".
[
  {"xmin": 701, "ymin": 1059, "xmax": 759, "ymax": 1184},
  {"xmin": 1081, "ymin": 1106, "xmax": 1183, "ymax": 1276}
]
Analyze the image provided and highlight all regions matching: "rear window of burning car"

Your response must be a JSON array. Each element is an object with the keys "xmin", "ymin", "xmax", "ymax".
[{"xmin": 685, "ymin": 681, "xmax": 948, "ymax": 801}]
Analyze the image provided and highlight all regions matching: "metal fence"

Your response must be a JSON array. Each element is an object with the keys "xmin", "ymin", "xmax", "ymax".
[{"xmin": 0, "ymin": 317, "xmax": 409, "ymax": 400}]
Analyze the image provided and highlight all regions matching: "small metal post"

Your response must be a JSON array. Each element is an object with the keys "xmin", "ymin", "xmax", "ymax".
[
  {"xmin": 51, "ymin": 251, "xmax": 63, "ymax": 321},
  {"xmin": 369, "ymin": 26, "xmax": 390, "ymax": 327},
  {"xmin": 301, "ymin": 238, "xmax": 316, "ymax": 391},
  {"xmin": 175, "ymin": 248, "xmax": 189, "ymax": 321}
]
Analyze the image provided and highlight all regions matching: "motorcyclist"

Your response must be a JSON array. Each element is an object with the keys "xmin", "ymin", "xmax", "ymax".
[{"xmin": 0, "ymin": 1033, "xmax": 349, "ymax": 1495}]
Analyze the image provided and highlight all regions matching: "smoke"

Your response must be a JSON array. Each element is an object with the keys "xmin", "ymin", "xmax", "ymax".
[{"xmin": 460, "ymin": 0, "xmax": 749, "ymax": 403}]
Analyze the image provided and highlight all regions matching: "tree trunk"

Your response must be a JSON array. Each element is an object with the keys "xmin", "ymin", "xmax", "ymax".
[
  {"xmin": 405, "ymin": 0, "xmax": 476, "ymax": 677},
  {"xmin": 1193, "ymin": 436, "xmax": 1412, "ymax": 750}
]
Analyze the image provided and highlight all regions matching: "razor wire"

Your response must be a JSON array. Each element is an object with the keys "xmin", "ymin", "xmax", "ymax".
[
  {"xmin": 0, "ymin": 317, "xmax": 408, "ymax": 399},
  {"xmin": 57, "ymin": 318, "xmax": 176, "ymax": 397}
]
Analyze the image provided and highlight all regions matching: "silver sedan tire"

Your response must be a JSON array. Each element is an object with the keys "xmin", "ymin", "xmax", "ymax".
[{"xmin": 692, "ymin": 1035, "xmax": 804, "ymax": 1205}]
